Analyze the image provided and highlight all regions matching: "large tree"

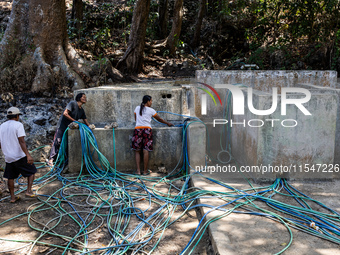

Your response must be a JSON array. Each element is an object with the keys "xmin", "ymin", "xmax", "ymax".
[
  {"xmin": 0, "ymin": 0, "xmax": 122, "ymax": 94},
  {"xmin": 166, "ymin": 0, "xmax": 184, "ymax": 55},
  {"xmin": 191, "ymin": 0, "xmax": 206, "ymax": 48},
  {"xmin": 157, "ymin": 0, "xmax": 169, "ymax": 39},
  {"xmin": 151, "ymin": 0, "xmax": 184, "ymax": 56},
  {"xmin": 118, "ymin": 0, "xmax": 184, "ymax": 74},
  {"xmin": 71, "ymin": 0, "xmax": 83, "ymax": 31},
  {"xmin": 117, "ymin": 0, "xmax": 151, "ymax": 74}
]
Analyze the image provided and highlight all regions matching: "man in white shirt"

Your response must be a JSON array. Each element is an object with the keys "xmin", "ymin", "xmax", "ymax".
[{"xmin": 0, "ymin": 107, "xmax": 37, "ymax": 203}]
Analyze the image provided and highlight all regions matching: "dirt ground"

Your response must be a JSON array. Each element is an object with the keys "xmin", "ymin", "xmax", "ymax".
[
  {"xmin": 1, "ymin": 166, "xmax": 340, "ymax": 254},
  {"xmin": 192, "ymin": 171, "xmax": 340, "ymax": 255},
  {"xmin": 0, "ymin": 167, "xmax": 212, "ymax": 255}
]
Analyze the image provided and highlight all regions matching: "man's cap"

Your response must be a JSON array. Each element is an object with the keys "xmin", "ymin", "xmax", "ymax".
[{"xmin": 7, "ymin": 107, "xmax": 22, "ymax": 115}]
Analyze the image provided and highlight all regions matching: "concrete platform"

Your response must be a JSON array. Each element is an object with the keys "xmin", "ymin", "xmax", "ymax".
[
  {"xmin": 76, "ymin": 81, "xmax": 195, "ymax": 127},
  {"xmin": 68, "ymin": 81, "xmax": 205, "ymax": 173},
  {"xmin": 68, "ymin": 123, "xmax": 206, "ymax": 172},
  {"xmin": 192, "ymin": 71, "xmax": 340, "ymax": 180},
  {"xmin": 68, "ymin": 127, "xmax": 183, "ymax": 172},
  {"xmin": 190, "ymin": 169, "xmax": 340, "ymax": 255}
]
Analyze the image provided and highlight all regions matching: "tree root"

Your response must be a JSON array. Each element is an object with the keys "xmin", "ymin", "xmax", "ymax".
[
  {"xmin": 66, "ymin": 43, "xmax": 124, "ymax": 84},
  {"xmin": 31, "ymin": 47, "xmax": 54, "ymax": 93},
  {"xmin": 66, "ymin": 43, "xmax": 91, "ymax": 76},
  {"xmin": 148, "ymin": 39, "xmax": 167, "ymax": 49},
  {"xmin": 56, "ymin": 44, "xmax": 85, "ymax": 91}
]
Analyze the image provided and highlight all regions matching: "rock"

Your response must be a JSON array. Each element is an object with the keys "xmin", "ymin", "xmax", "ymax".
[
  {"xmin": 53, "ymin": 66, "xmax": 60, "ymax": 74},
  {"xmin": 104, "ymin": 122, "xmax": 118, "ymax": 129},
  {"xmin": 23, "ymin": 122, "xmax": 32, "ymax": 132},
  {"xmin": 68, "ymin": 122, "xmax": 79, "ymax": 129},
  {"xmin": 0, "ymin": 92, "xmax": 14, "ymax": 103},
  {"xmin": 158, "ymin": 166, "xmax": 167, "ymax": 174},
  {"xmin": 43, "ymin": 91, "xmax": 51, "ymax": 97},
  {"xmin": 114, "ymin": 49, "xmax": 124, "ymax": 56},
  {"xmin": 47, "ymin": 126, "xmax": 57, "ymax": 137},
  {"xmin": 33, "ymin": 116, "xmax": 48, "ymax": 126},
  {"xmin": 182, "ymin": 61, "xmax": 189, "ymax": 69},
  {"xmin": 48, "ymin": 115, "xmax": 58, "ymax": 126}
]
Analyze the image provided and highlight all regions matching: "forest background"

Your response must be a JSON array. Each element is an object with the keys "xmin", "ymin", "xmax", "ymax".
[{"xmin": 0, "ymin": 0, "xmax": 340, "ymax": 94}]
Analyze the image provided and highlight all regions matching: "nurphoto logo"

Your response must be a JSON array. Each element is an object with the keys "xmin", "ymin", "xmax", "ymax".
[{"xmin": 196, "ymin": 82, "xmax": 312, "ymax": 128}]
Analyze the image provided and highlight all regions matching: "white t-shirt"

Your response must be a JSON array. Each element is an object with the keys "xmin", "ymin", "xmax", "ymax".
[
  {"xmin": 0, "ymin": 120, "xmax": 26, "ymax": 163},
  {"xmin": 134, "ymin": 106, "xmax": 157, "ymax": 129}
]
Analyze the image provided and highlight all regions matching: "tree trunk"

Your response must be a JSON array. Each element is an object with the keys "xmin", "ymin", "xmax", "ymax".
[
  {"xmin": 191, "ymin": 0, "xmax": 206, "ymax": 48},
  {"xmin": 166, "ymin": 0, "xmax": 184, "ymax": 55},
  {"xmin": 117, "ymin": 0, "xmax": 151, "ymax": 74},
  {"xmin": 158, "ymin": 0, "xmax": 168, "ymax": 39},
  {"xmin": 71, "ymin": 0, "xmax": 83, "ymax": 31},
  {"xmin": 0, "ymin": 0, "xmax": 123, "ymax": 94}
]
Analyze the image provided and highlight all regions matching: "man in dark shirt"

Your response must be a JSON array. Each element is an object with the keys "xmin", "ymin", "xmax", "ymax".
[{"xmin": 48, "ymin": 93, "xmax": 90, "ymax": 165}]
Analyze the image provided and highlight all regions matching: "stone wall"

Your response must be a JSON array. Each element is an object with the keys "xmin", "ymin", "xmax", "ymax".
[
  {"xmin": 68, "ymin": 127, "xmax": 183, "ymax": 172},
  {"xmin": 194, "ymin": 70, "xmax": 339, "ymax": 180},
  {"xmin": 69, "ymin": 81, "xmax": 206, "ymax": 173}
]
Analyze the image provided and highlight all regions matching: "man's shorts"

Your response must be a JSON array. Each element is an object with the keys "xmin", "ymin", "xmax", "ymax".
[
  {"xmin": 4, "ymin": 156, "xmax": 37, "ymax": 179},
  {"xmin": 131, "ymin": 128, "xmax": 153, "ymax": 151}
]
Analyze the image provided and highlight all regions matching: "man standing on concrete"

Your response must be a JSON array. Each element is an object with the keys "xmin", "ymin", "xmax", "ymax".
[
  {"xmin": 48, "ymin": 93, "xmax": 91, "ymax": 165},
  {"xmin": 0, "ymin": 107, "xmax": 37, "ymax": 202}
]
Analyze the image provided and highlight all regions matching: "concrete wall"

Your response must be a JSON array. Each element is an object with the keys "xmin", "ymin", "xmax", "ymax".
[
  {"xmin": 68, "ymin": 124, "xmax": 207, "ymax": 173},
  {"xmin": 196, "ymin": 70, "xmax": 337, "ymax": 91},
  {"xmin": 69, "ymin": 81, "xmax": 206, "ymax": 174},
  {"xmin": 298, "ymin": 84, "xmax": 340, "ymax": 179},
  {"xmin": 68, "ymin": 71, "xmax": 339, "ymax": 180},
  {"xmin": 230, "ymin": 87, "xmax": 337, "ymax": 180},
  {"xmin": 194, "ymin": 70, "xmax": 337, "ymax": 122},
  {"xmin": 188, "ymin": 123, "xmax": 206, "ymax": 169},
  {"xmin": 68, "ymin": 127, "xmax": 183, "ymax": 172},
  {"xmin": 76, "ymin": 82, "xmax": 192, "ymax": 127},
  {"xmin": 194, "ymin": 70, "xmax": 338, "ymax": 180}
]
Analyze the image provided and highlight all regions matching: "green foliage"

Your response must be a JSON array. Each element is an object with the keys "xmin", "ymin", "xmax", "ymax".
[
  {"xmin": 146, "ymin": 11, "xmax": 159, "ymax": 39},
  {"xmin": 127, "ymin": 0, "xmax": 137, "ymax": 5},
  {"xmin": 146, "ymin": 0, "xmax": 160, "ymax": 40},
  {"xmin": 331, "ymin": 30, "xmax": 340, "ymax": 70},
  {"xmin": 248, "ymin": 48, "xmax": 264, "ymax": 69},
  {"xmin": 93, "ymin": 27, "xmax": 111, "ymax": 47},
  {"xmin": 197, "ymin": 0, "xmax": 340, "ymax": 71},
  {"xmin": 67, "ymin": 0, "xmax": 135, "ymax": 57},
  {"xmin": 245, "ymin": 0, "xmax": 340, "ymax": 47},
  {"xmin": 64, "ymin": 0, "xmax": 340, "ymax": 73},
  {"xmin": 205, "ymin": 0, "xmax": 340, "ymax": 49}
]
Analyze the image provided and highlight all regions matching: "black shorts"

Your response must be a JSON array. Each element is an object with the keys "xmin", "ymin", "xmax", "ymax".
[{"xmin": 4, "ymin": 156, "xmax": 37, "ymax": 179}]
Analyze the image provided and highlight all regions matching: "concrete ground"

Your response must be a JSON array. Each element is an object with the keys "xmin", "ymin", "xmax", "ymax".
[{"xmin": 190, "ymin": 169, "xmax": 340, "ymax": 255}]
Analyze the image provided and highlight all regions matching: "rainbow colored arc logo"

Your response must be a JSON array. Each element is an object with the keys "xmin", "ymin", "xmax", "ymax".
[
  {"xmin": 197, "ymin": 82, "xmax": 222, "ymax": 106},
  {"xmin": 196, "ymin": 82, "xmax": 222, "ymax": 115}
]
